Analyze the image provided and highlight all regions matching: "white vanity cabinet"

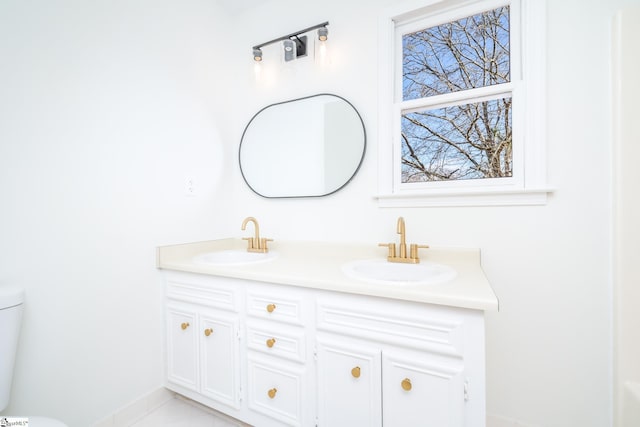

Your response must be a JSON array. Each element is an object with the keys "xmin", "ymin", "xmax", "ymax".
[{"xmin": 160, "ymin": 246, "xmax": 492, "ymax": 427}]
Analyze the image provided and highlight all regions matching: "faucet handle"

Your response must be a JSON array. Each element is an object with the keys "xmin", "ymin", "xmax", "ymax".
[
  {"xmin": 409, "ymin": 244, "xmax": 430, "ymax": 261},
  {"xmin": 257, "ymin": 238, "xmax": 273, "ymax": 252},
  {"xmin": 242, "ymin": 237, "xmax": 255, "ymax": 250},
  {"xmin": 378, "ymin": 242, "xmax": 397, "ymax": 259}
]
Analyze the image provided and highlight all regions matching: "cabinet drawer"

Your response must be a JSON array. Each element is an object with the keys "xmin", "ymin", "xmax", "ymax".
[
  {"xmin": 166, "ymin": 272, "xmax": 239, "ymax": 312},
  {"xmin": 246, "ymin": 288, "xmax": 305, "ymax": 326},
  {"xmin": 248, "ymin": 357, "xmax": 305, "ymax": 426},
  {"xmin": 246, "ymin": 323, "xmax": 306, "ymax": 362},
  {"xmin": 317, "ymin": 295, "xmax": 470, "ymax": 356}
]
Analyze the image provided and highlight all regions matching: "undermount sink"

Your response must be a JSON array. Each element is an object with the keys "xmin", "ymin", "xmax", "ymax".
[
  {"xmin": 342, "ymin": 258, "xmax": 457, "ymax": 285},
  {"xmin": 193, "ymin": 249, "xmax": 278, "ymax": 266}
]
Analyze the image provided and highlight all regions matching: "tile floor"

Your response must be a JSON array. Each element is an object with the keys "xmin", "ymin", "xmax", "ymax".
[{"xmin": 130, "ymin": 396, "xmax": 250, "ymax": 427}]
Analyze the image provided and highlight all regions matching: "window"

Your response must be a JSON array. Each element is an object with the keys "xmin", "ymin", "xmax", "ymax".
[{"xmin": 378, "ymin": 0, "xmax": 550, "ymax": 207}]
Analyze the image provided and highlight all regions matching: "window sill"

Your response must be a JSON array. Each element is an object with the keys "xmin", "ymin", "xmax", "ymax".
[{"xmin": 375, "ymin": 187, "xmax": 554, "ymax": 208}]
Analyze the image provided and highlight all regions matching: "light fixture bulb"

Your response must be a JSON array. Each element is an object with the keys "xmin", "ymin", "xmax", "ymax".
[
  {"xmin": 284, "ymin": 40, "xmax": 294, "ymax": 52},
  {"xmin": 253, "ymin": 48, "xmax": 262, "ymax": 62},
  {"xmin": 283, "ymin": 39, "xmax": 296, "ymax": 61},
  {"xmin": 318, "ymin": 27, "xmax": 328, "ymax": 42}
]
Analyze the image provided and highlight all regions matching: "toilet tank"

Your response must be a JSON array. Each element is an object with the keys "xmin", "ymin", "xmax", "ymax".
[{"xmin": 0, "ymin": 286, "xmax": 24, "ymax": 412}]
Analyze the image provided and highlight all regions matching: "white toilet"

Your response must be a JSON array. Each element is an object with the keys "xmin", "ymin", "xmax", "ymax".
[{"xmin": 0, "ymin": 286, "xmax": 68, "ymax": 426}]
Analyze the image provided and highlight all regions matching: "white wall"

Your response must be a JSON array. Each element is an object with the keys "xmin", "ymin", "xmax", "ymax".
[
  {"xmin": 0, "ymin": 0, "xmax": 635, "ymax": 426},
  {"xmin": 225, "ymin": 0, "xmax": 636, "ymax": 426},
  {"xmin": 0, "ymin": 0, "xmax": 234, "ymax": 425}
]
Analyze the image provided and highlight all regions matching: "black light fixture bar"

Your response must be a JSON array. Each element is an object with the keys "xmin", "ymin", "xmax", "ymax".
[{"xmin": 252, "ymin": 21, "xmax": 329, "ymax": 51}]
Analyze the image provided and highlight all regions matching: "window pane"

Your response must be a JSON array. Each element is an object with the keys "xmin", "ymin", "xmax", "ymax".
[
  {"xmin": 403, "ymin": 6, "xmax": 510, "ymax": 101},
  {"xmin": 401, "ymin": 97, "xmax": 513, "ymax": 182}
]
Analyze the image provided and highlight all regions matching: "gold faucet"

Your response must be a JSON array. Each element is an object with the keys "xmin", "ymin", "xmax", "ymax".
[
  {"xmin": 378, "ymin": 217, "xmax": 429, "ymax": 263},
  {"xmin": 241, "ymin": 216, "xmax": 273, "ymax": 253}
]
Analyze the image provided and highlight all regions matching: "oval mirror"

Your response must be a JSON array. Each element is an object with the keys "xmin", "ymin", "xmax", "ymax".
[{"xmin": 239, "ymin": 94, "xmax": 366, "ymax": 198}]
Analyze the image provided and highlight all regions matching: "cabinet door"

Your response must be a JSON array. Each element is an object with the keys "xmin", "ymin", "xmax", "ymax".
[
  {"xmin": 382, "ymin": 352, "xmax": 465, "ymax": 427},
  {"xmin": 200, "ymin": 311, "xmax": 240, "ymax": 408},
  {"xmin": 316, "ymin": 337, "xmax": 382, "ymax": 427},
  {"xmin": 166, "ymin": 306, "xmax": 198, "ymax": 390}
]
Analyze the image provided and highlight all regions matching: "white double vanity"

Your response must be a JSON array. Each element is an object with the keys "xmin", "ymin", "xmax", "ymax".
[{"xmin": 157, "ymin": 237, "xmax": 498, "ymax": 427}]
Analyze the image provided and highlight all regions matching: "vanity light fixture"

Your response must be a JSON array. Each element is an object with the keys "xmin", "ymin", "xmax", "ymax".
[{"xmin": 252, "ymin": 21, "xmax": 329, "ymax": 62}]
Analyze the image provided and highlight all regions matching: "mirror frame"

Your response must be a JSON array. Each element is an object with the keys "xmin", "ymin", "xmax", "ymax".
[{"xmin": 239, "ymin": 93, "xmax": 366, "ymax": 198}]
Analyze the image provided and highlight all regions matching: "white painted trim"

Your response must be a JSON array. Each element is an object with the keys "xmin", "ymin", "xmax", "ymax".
[
  {"xmin": 398, "ymin": 83, "xmax": 516, "ymax": 113},
  {"xmin": 377, "ymin": 9, "xmax": 396, "ymax": 197},
  {"xmin": 487, "ymin": 414, "xmax": 542, "ymax": 427},
  {"xmin": 376, "ymin": 187, "xmax": 552, "ymax": 207},
  {"xmin": 622, "ymin": 382, "xmax": 640, "ymax": 427},
  {"xmin": 92, "ymin": 387, "xmax": 175, "ymax": 427},
  {"xmin": 612, "ymin": 6, "xmax": 640, "ymax": 427},
  {"xmin": 520, "ymin": 0, "xmax": 547, "ymax": 190}
]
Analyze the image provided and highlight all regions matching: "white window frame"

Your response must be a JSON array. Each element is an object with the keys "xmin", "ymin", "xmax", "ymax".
[{"xmin": 377, "ymin": 0, "xmax": 551, "ymax": 207}]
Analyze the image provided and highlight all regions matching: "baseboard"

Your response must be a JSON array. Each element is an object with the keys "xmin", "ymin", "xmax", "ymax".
[
  {"xmin": 92, "ymin": 387, "xmax": 175, "ymax": 427},
  {"xmin": 487, "ymin": 414, "xmax": 541, "ymax": 427}
]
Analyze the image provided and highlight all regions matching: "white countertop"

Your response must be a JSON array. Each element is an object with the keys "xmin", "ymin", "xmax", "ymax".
[{"xmin": 156, "ymin": 238, "xmax": 498, "ymax": 311}]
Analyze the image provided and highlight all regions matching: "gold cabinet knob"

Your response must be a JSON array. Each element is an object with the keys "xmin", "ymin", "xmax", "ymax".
[
  {"xmin": 268, "ymin": 388, "xmax": 277, "ymax": 399},
  {"xmin": 266, "ymin": 303, "xmax": 276, "ymax": 313},
  {"xmin": 401, "ymin": 378, "xmax": 412, "ymax": 391},
  {"xmin": 180, "ymin": 322, "xmax": 189, "ymax": 330},
  {"xmin": 351, "ymin": 366, "xmax": 361, "ymax": 378},
  {"xmin": 266, "ymin": 338, "xmax": 276, "ymax": 348},
  {"xmin": 204, "ymin": 328, "xmax": 213, "ymax": 337}
]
